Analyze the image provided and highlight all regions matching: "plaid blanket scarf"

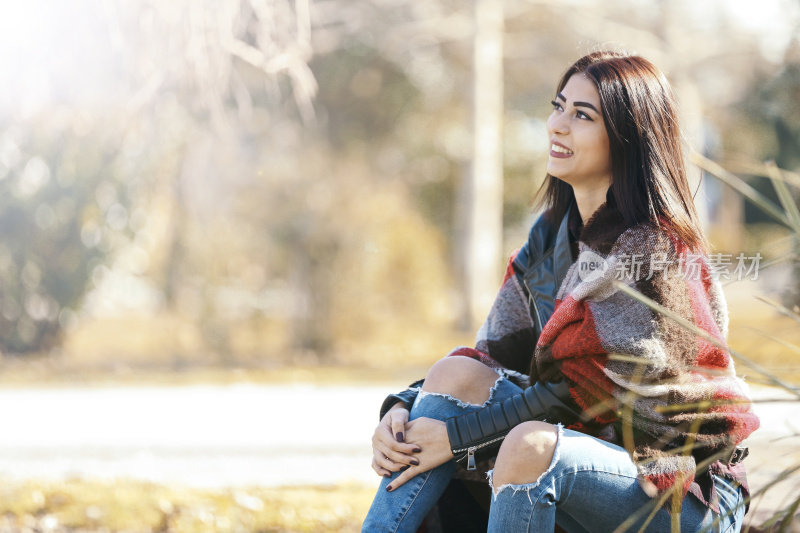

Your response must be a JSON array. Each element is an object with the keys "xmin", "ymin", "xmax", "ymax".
[{"xmin": 452, "ymin": 201, "xmax": 759, "ymax": 502}]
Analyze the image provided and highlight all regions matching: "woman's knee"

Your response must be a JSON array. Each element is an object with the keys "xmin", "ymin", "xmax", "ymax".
[
  {"xmin": 492, "ymin": 421, "xmax": 558, "ymax": 487},
  {"xmin": 421, "ymin": 356, "xmax": 499, "ymax": 405}
]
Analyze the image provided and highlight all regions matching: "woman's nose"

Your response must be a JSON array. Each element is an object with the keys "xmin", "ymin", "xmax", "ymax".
[{"xmin": 548, "ymin": 112, "xmax": 569, "ymax": 135}]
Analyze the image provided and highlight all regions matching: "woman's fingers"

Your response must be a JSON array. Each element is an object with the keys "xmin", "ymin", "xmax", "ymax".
[
  {"xmin": 373, "ymin": 413, "xmax": 420, "ymax": 458},
  {"xmin": 373, "ymin": 449, "xmax": 405, "ymax": 473},
  {"xmin": 371, "ymin": 456, "xmax": 393, "ymax": 478},
  {"xmin": 373, "ymin": 431, "xmax": 421, "ymax": 466},
  {"xmin": 385, "ymin": 464, "xmax": 421, "ymax": 491},
  {"xmin": 389, "ymin": 408, "xmax": 409, "ymax": 443},
  {"xmin": 386, "ymin": 417, "xmax": 453, "ymax": 491},
  {"xmin": 369, "ymin": 410, "xmax": 420, "ymax": 478}
]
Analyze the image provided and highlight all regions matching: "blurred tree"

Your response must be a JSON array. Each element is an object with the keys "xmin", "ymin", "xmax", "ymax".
[
  {"xmin": 0, "ymin": 116, "xmax": 132, "ymax": 354},
  {"xmin": 77, "ymin": 0, "xmax": 465, "ymax": 361},
  {"xmin": 94, "ymin": 0, "xmax": 321, "ymax": 358},
  {"xmin": 735, "ymin": 38, "xmax": 800, "ymax": 307},
  {"xmin": 464, "ymin": 0, "xmax": 504, "ymax": 330},
  {"xmin": 0, "ymin": 0, "xmax": 320, "ymax": 358},
  {"xmin": 744, "ymin": 44, "xmax": 800, "ymax": 171}
]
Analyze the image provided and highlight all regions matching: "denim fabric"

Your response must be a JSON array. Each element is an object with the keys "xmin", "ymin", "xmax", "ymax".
[
  {"xmin": 361, "ymin": 372, "xmax": 523, "ymax": 533},
  {"xmin": 487, "ymin": 427, "xmax": 746, "ymax": 533}
]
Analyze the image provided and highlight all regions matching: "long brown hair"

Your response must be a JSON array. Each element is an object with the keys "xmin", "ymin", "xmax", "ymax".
[{"xmin": 537, "ymin": 51, "xmax": 707, "ymax": 252}]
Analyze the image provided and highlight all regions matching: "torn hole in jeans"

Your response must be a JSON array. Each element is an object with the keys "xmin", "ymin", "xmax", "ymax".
[
  {"xmin": 487, "ymin": 423, "xmax": 564, "ymax": 503},
  {"xmin": 414, "ymin": 367, "xmax": 509, "ymax": 409}
]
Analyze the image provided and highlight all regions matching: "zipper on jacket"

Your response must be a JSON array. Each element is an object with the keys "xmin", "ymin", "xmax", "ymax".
[
  {"xmin": 453, "ymin": 434, "xmax": 509, "ymax": 470},
  {"xmin": 527, "ymin": 289, "xmax": 543, "ymax": 334}
]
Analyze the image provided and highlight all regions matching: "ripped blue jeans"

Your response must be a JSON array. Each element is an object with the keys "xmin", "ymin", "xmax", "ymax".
[
  {"xmin": 361, "ymin": 374, "xmax": 746, "ymax": 533},
  {"xmin": 487, "ymin": 426, "xmax": 746, "ymax": 532},
  {"xmin": 361, "ymin": 370, "xmax": 521, "ymax": 533}
]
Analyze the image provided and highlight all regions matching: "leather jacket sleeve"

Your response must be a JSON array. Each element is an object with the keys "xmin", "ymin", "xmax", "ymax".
[
  {"xmin": 445, "ymin": 380, "xmax": 583, "ymax": 470},
  {"xmin": 378, "ymin": 379, "xmax": 424, "ymax": 420}
]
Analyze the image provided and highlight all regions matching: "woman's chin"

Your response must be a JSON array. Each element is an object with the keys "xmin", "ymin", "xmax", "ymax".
[
  {"xmin": 546, "ymin": 161, "xmax": 569, "ymax": 178},
  {"xmin": 547, "ymin": 169, "xmax": 572, "ymax": 185}
]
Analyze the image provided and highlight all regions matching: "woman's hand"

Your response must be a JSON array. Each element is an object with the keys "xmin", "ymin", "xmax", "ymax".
[
  {"xmin": 386, "ymin": 416, "xmax": 453, "ymax": 492},
  {"xmin": 371, "ymin": 403, "xmax": 422, "ymax": 477}
]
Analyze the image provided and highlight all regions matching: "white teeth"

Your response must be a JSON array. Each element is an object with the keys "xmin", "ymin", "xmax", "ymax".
[{"xmin": 551, "ymin": 144, "xmax": 573, "ymax": 154}]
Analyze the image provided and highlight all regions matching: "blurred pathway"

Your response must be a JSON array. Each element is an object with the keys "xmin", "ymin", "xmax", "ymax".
[
  {"xmin": 0, "ymin": 383, "xmax": 386, "ymax": 489},
  {"xmin": 0, "ymin": 383, "xmax": 796, "ymax": 525}
]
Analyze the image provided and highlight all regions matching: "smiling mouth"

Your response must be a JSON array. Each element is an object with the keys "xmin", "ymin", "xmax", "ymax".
[{"xmin": 550, "ymin": 144, "xmax": 573, "ymax": 155}]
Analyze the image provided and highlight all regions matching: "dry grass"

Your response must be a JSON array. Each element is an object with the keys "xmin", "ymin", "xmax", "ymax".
[
  {"xmin": 724, "ymin": 279, "xmax": 800, "ymax": 384},
  {"xmin": 0, "ymin": 479, "xmax": 376, "ymax": 533}
]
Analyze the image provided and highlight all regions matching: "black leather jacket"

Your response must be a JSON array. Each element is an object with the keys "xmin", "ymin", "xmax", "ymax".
[{"xmin": 379, "ymin": 208, "xmax": 577, "ymax": 420}]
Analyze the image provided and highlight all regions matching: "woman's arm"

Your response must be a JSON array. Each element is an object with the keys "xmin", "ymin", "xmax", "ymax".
[
  {"xmin": 386, "ymin": 380, "xmax": 583, "ymax": 490},
  {"xmin": 446, "ymin": 380, "xmax": 582, "ymax": 469}
]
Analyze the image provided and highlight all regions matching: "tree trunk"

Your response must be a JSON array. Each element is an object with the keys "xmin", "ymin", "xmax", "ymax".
[{"xmin": 462, "ymin": 0, "xmax": 504, "ymax": 331}]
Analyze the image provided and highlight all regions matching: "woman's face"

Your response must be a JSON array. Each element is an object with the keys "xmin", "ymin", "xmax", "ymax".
[{"xmin": 546, "ymin": 74, "xmax": 612, "ymax": 191}]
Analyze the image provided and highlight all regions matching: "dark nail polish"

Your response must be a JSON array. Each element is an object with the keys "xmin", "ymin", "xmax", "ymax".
[
  {"xmin": 410, "ymin": 459, "xmax": 419, "ymax": 466},
  {"xmin": 412, "ymin": 447, "xmax": 422, "ymax": 453},
  {"xmin": 396, "ymin": 432, "xmax": 404, "ymax": 442},
  {"xmin": 386, "ymin": 485, "xmax": 394, "ymax": 492}
]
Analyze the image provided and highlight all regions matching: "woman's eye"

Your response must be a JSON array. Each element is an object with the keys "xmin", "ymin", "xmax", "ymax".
[
  {"xmin": 576, "ymin": 110, "xmax": 592, "ymax": 120},
  {"xmin": 550, "ymin": 100, "xmax": 563, "ymax": 111}
]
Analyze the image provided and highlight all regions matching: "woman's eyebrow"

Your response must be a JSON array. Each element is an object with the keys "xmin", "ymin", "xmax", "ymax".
[
  {"xmin": 555, "ymin": 92, "xmax": 599, "ymax": 114},
  {"xmin": 574, "ymin": 101, "xmax": 599, "ymax": 113}
]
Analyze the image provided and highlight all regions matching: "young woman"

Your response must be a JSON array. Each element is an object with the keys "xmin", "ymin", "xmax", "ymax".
[{"xmin": 362, "ymin": 51, "xmax": 760, "ymax": 532}]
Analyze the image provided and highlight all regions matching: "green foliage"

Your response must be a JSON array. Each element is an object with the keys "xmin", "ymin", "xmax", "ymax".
[
  {"xmin": 741, "ymin": 61, "xmax": 800, "ymax": 172},
  {"xmin": 0, "ymin": 117, "xmax": 131, "ymax": 354},
  {"xmin": 311, "ymin": 45, "xmax": 421, "ymax": 150}
]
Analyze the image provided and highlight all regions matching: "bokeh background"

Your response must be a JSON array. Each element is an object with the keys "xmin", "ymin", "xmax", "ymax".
[{"xmin": 1, "ymin": 0, "xmax": 799, "ymax": 531}]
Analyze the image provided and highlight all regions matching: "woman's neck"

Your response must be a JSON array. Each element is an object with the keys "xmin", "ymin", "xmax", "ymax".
[{"xmin": 574, "ymin": 185, "xmax": 611, "ymax": 225}]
